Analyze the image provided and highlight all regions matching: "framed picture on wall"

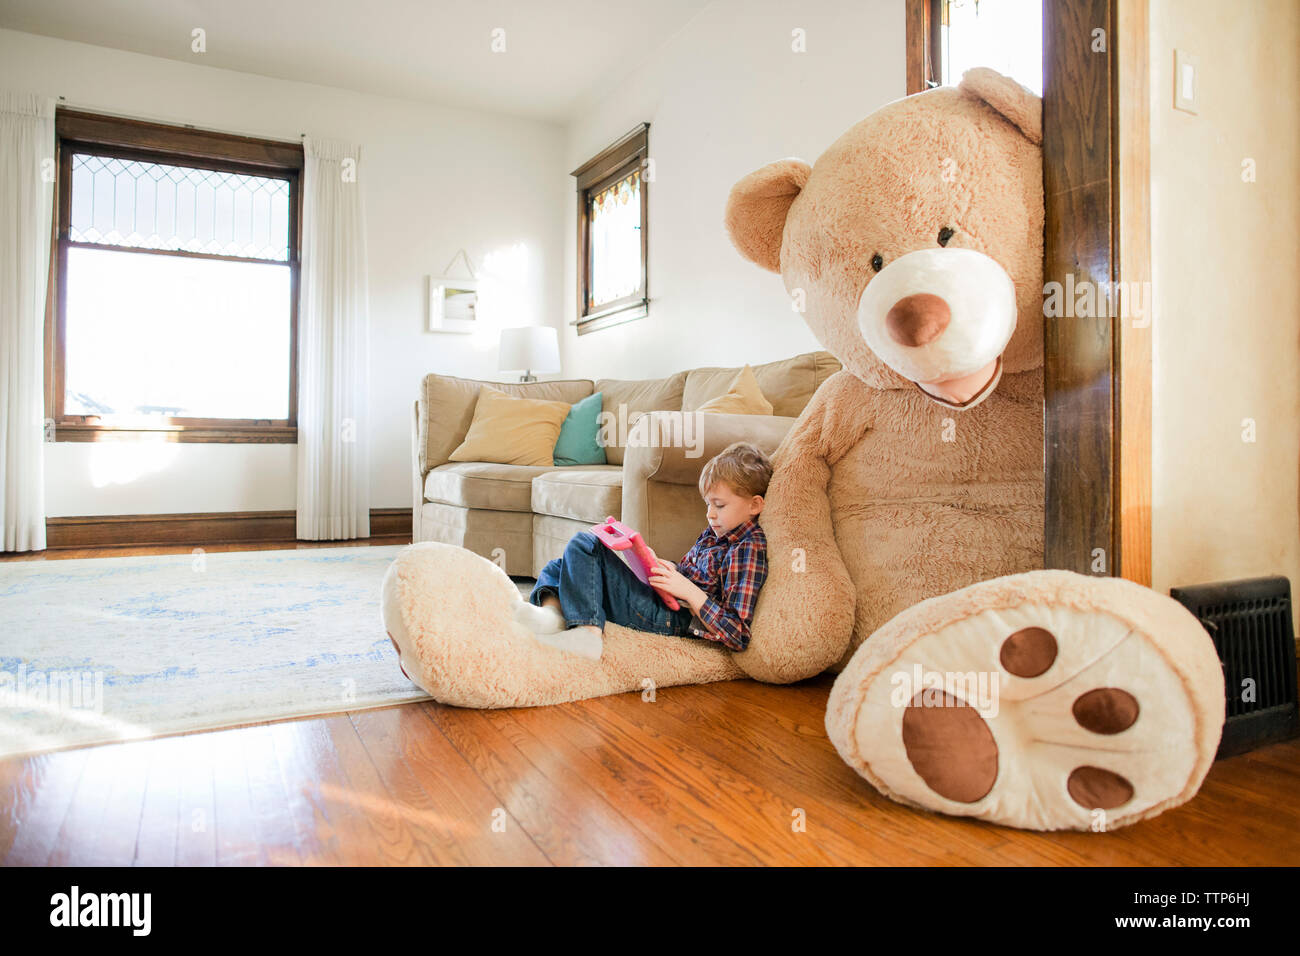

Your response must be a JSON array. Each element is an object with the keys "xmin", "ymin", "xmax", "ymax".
[{"xmin": 428, "ymin": 276, "xmax": 479, "ymax": 334}]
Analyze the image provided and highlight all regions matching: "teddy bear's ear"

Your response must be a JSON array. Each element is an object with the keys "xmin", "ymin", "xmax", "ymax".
[
  {"xmin": 725, "ymin": 159, "xmax": 812, "ymax": 273},
  {"xmin": 958, "ymin": 67, "xmax": 1042, "ymax": 146}
]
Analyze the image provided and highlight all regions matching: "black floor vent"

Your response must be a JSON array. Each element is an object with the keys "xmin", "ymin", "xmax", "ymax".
[{"xmin": 1170, "ymin": 576, "xmax": 1300, "ymax": 758}]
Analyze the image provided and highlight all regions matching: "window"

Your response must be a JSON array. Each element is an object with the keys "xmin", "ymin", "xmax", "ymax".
[
  {"xmin": 571, "ymin": 123, "xmax": 648, "ymax": 334},
  {"xmin": 48, "ymin": 110, "xmax": 303, "ymax": 442},
  {"xmin": 907, "ymin": 0, "xmax": 1043, "ymax": 96}
]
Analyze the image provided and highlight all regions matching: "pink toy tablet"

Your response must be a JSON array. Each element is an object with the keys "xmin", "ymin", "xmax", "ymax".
[{"xmin": 589, "ymin": 516, "xmax": 681, "ymax": 610}]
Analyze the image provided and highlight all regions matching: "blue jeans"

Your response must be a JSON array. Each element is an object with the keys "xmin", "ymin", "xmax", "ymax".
[{"xmin": 530, "ymin": 530, "xmax": 697, "ymax": 637}]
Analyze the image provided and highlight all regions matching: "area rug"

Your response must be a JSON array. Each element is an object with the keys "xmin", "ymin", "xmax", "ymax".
[{"xmin": 0, "ymin": 545, "xmax": 436, "ymax": 759}]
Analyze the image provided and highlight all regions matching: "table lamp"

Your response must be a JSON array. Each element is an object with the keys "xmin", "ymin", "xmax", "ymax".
[{"xmin": 498, "ymin": 326, "xmax": 560, "ymax": 383}]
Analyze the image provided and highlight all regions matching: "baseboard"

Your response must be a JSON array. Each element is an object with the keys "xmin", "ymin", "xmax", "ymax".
[{"xmin": 43, "ymin": 508, "xmax": 413, "ymax": 549}]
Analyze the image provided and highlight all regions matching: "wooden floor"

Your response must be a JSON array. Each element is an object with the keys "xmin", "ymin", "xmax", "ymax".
[{"xmin": 3, "ymin": 540, "xmax": 1299, "ymax": 866}]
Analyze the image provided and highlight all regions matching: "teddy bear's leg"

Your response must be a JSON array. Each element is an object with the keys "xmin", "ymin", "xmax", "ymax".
[
  {"xmin": 825, "ymin": 569, "xmax": 1225, "ymax": 831},
  {"xmin": 382, "ymin": 541, "xmax": 744, "ymax": 708}
]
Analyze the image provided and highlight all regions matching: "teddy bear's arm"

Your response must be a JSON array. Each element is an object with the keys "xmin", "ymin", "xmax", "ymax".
[{"xmin": 735, "ymin": 371, "xmax": 876, "ymax": 683}]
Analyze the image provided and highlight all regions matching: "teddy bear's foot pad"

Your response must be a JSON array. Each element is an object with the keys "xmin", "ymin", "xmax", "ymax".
[{"xmin": 826, "ymin": 570, "xmax": 1225, "ymax": 831}]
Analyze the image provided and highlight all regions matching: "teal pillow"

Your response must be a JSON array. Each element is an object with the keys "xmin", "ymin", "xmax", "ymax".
[{"xmin": 552, "ymin": 391, "xmax": 607, "ymax": 466}]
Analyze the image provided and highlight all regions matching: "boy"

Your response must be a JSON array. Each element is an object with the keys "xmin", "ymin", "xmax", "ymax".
[{"xmin": 515, "ymin": 441, "xmax": 772, "ymax": 660}]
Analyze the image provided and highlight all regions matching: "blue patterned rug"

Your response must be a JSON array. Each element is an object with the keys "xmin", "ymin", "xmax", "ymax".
[{"xmin": 0, "ymin": 545, "xmax": 432, "ymax": 758}]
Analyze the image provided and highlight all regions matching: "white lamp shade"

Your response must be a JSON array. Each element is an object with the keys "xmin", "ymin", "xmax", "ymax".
[{"xmin": 498, "ymin": 326, "xmax": 561, "ymax": 373}]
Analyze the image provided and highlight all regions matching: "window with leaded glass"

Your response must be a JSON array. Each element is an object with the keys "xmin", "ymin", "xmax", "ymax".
[
  {"xmin": 571, "ymin": 124, "xmax": 648, "ymax": 334},
  {"xmin": 48, "ymin": 110, "xmax": 303, "ymax": 442}
]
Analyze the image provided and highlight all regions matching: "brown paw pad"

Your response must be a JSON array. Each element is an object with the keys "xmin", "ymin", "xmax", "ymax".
[
  {"xmin": 999, "ymin": 626, "xmax": 1058, "ymax": 677},
  {"xmin": 1072, "ymin": 687, "xmax": 1140, "ymax": 735},
  {"xmin": 902, "ymin": 691, "xmax": 998, "ymax": 803},
  {"xmin": 1068, "ymin": 765, "xmax": 1135, "ymax": 809}
]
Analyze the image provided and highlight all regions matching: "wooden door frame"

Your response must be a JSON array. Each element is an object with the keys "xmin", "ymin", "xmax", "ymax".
[{"xmin": 906, "ymin": 0, "xmax": 1153, "ymax": 586}]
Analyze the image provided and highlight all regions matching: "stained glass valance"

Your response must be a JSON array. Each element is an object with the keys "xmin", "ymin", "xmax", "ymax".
[{"xmin": 68, "ymin": 153, "xmax": 292, "ymax": 262}]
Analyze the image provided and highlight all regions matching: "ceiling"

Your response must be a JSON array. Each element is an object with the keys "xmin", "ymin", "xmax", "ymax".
[{"xmin": 0, "ymin": 0, "xmax": 711, "ymax": 122}]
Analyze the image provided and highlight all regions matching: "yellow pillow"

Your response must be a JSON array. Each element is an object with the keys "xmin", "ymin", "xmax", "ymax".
[
  {"xmin": 447, "ymin": 386, "xmax": 572, "ymax": 467},
  {"xmin": 695, "ymin": 364, "xmax": 774, "ymax": 415}
]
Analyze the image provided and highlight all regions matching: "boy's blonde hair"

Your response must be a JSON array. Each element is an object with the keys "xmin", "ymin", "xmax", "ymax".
[{"xmin": 698, "ymin": 441, "xmax": 773, "ymax": 500}]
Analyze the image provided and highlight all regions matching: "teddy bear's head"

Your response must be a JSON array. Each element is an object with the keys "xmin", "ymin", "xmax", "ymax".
[{"xmin": 726, "ymin": 68, "xmax": 1043, "ymax": 405}]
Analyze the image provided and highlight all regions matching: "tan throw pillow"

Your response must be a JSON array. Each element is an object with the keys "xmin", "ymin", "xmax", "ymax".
[
  {"xmin": 447, "ymin": 386, "xmax": 572, "ymax": 467},
  {"xmin": 695, "ymin": 365, "xmax": 774, "ymax": 415}
]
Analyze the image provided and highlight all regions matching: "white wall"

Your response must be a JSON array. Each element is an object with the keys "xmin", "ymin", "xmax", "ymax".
[
  {"xmin": 0, "ymin": 28, "xmax": 566, "ymax": 515},
  {"xmin": 560, "ymin": 0, "xmax": 905, "ymax": 381},
  {"xmin": 1147, "ymin": 0, "xmax": 1300, "ymax": 594}
]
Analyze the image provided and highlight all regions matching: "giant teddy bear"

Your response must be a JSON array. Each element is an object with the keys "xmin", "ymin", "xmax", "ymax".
[{"xmin": 382, "ymin": 69, "xmax": 1225, "ymax": 831}]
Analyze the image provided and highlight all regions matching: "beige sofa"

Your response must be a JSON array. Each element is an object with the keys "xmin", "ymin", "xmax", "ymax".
[{"xmin": 411, "ymin": 350, "xmax": 841, "ymax": 576}]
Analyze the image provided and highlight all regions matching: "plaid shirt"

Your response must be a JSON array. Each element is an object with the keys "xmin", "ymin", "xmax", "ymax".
[{"xmin": 674, "ymin": 517, "xmax": 768, "ymax": 652}]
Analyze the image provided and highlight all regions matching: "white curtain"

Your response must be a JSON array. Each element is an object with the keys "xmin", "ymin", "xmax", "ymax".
[
  {"xmin": 296, "ymin": 138, "xmax": 371, "ymax": 540},
  {"xmin": 0, "ymin": 93, "xmax": 55, "ymax": 553}
]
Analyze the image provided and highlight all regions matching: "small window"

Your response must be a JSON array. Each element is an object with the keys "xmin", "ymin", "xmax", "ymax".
[
  {"xmin": 571, "ymin": 123, "xmax": 648, "ymax": 334},
  {"xmin": 908, "ymin": 0, "xmax": 1043, "ymax": 96},
  {"xmin": 49, "ymin": 110, "xmax": 303, "ymax": 442}
]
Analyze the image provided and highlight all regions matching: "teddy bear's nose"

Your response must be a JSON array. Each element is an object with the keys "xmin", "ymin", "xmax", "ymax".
[{"xmin": 885, "ymin": 293, "xmax": 951, "ymax": 347}]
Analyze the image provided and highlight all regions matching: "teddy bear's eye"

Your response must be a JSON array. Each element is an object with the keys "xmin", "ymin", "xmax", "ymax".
[
  {"xmin": 938, "ymin": 227, "xmax": 955, "ymax": 247},
  {"xmin": 870, "ymin": 253, "xmax": 884, "ymax": 272}
]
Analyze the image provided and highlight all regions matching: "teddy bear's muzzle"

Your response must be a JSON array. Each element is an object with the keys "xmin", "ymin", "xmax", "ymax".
[{"xmin": 857, "ymin": 248, "xmax": 1017, "ymax": 403}]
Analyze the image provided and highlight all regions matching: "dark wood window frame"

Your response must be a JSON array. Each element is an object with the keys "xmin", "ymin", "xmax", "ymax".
[
  {"xmin": 905, "ymin": 0, "xmax": 945, "ymax": 94},
  {"xmin": 904, "ymin": 0, "xmax": 1153, "ymax": 586},
  {"xmin": 570, "ymin": 123, "xmax": 649, "ymax": 335},
  {"xmin": 46, "ymin": 109, "xmax": 305, "ymax": 443}
]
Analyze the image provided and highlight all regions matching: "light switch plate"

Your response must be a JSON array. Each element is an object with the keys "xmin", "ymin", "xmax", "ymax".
[{"xmin": 1174, "ymin": 49, "xmax": 1199, "ymax": 113}]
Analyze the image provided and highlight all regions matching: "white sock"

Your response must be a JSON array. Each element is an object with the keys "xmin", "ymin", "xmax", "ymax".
[
  {"xmin": 514, "ymin": 601, "xmax": 566, "ymax": 634},
  {"xmin": 533, "ymin": 624, "xmax": 603, "ymax": 661}
]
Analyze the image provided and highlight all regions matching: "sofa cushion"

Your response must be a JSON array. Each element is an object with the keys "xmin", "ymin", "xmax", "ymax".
[
  {"xmin": 425, "ymin": 461, "xmax": 561, "ymax": 512},
  {"xmin": 682, "ymin": 350, "xmax": 841, "ymax": 417},
  {"xmin": 448, "ymin": 386, "xmax": 573, "ymax": 467},
  {"xmin": 531, "ymin": 465, "xmax": 624, "ymax": 524},
  {"xmin": 419, "ymin": 500, "xmax": 534, "ymax": 576},
  {"xmin": 420, "ymin": 373, "xmax": 594, "ymax": 472},
  {"xmin": 695, "ymin": 365, "xmax": 774, "ymax": 415},
  {"xmin": 594, "ymin": 370, "xmax": 687, "ymax": 466},
  {"xmin": 552, "ymin": 391, "xmax": 607, "ymax": 466}
]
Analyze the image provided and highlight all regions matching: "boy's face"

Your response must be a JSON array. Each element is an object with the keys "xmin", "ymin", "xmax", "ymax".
[{"xmin": 703, "ymin": 482, "xmax": 764, "ymax": 537}]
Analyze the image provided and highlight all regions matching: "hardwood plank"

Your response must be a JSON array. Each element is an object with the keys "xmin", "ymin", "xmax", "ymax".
[
  {"xmin": 0, "ymin": 747, "xmax": 89, "ymax": 866},
  {"xmin": 240, "ymin": 724, "xmax": 305, "ymax": 866},
  {"xmin": 209, "ymin": 726, "xmax": 269, "ymax": 866},
  {"xmin": 422, "ymin": 704, "xmax": 675, "ymax": 866},
  {"xmin": 268, "ymin": 717, "xmax": 378, "ymax": 866},
  {"xmin": 350, "ymin": 706, "xmax": 548, "ymax": 866},
  {"xmin": 87, "ymin": 739, "xmax": 151, "ymax": 865},
  {"xmin": 319, "ymin": 713, "xmax": 439, "ymax": 866},
  {"xmin": 0, "ymin": 749, "xmax": 28, "ymax": 862},
  {"xmin": 47, "ymin": 742, "xmax": 124, "ymax": 865},
  {"xmin": 267, "ymin": 719, "xmax": 343, "ymax": 866},
  {"xmin": 173, "ymin": 730, "xmax": 217, "ymax": 866},
  {"xmin": 133, "ymin": 734, "xmax": 183, "ymax": 866},
  {"xmin": 488, "ymin": 704, "xmax": 762, "ymax": 865}
]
